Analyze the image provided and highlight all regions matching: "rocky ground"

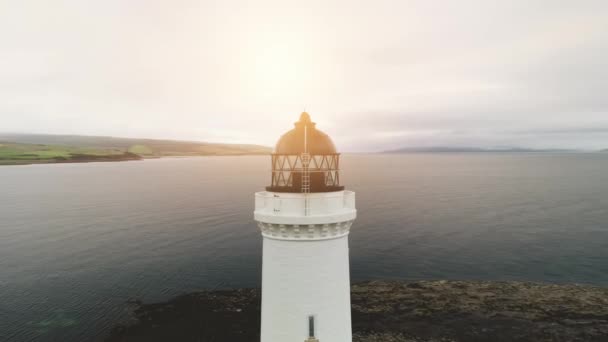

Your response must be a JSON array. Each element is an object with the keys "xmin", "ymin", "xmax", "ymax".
[{"xmin": 106, "ymin": 280, "xmax": 608, "ymax": 342}]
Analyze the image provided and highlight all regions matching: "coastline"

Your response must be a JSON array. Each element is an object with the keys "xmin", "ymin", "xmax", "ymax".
[
  {"xmin": 106, "ymin": 280, "xmax": 608, "ymax": 342},
  {"xmin": 0, "ymin": 136, "xmax": 272, "ymax": 166},
  {"xmin": 0, "ymin": 152, "xmax": 271, "ymax": 166},
  {"xmin": 0, "ymin": 152, "xmax": 142, "ymax": 166}
]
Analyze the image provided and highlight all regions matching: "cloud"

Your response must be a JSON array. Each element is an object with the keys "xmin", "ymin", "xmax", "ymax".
[{"xmin": 0, "ymin": 0, "xmax": 607, "ymax": 150}]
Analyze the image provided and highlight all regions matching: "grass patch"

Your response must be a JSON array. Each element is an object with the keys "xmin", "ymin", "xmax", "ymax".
[
  {"xmin": 0, "ymin": 143, "xmax": 139, "ymax": 165},
  {"xmin": 128, "ymin": 144, "xmax": 155, "ymax": 156}
]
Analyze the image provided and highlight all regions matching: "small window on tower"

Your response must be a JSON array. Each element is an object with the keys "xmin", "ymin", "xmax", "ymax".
[{"xmin": 305, "ymin": 315, "xmax": 319, "ymax": 342}]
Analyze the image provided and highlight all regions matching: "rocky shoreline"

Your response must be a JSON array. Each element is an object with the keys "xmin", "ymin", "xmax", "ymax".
[{"xmin": 106, "ymin": 280, "xmax": 608, "ymax": 342}]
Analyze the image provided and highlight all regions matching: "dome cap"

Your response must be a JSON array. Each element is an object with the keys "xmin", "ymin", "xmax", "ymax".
[{"xmin": 274, "ymin": 112, "xmax": 337, "ymax": 155}]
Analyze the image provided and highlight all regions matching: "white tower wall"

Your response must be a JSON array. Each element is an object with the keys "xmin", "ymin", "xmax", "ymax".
[
  {"xmin": 255, "ymin": 191, "xmax": 356, "ymax": 342},
  {"xmin": 261, "ymin": 232, "xmax": 352, "ymax": 342}
]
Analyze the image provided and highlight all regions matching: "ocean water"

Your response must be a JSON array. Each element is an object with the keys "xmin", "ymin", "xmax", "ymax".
[{"xmin": 1, "ymin": 154, "xmax": 608, "ymax": 341}]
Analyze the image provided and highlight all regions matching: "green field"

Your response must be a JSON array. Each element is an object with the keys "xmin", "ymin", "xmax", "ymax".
[
  {"xmin": 0, "ymin": 142, "xmax": 139, "ymax": 165},
  {"xmin": 0, "ymin": 134, "xmax": 272, "ymax": 165}
]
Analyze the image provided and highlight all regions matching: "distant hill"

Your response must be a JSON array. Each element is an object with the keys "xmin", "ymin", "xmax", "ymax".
[
  {"xmin": 0, "ymin": 133, "xmax": 271, "ymax": 165},
  {"xmin": 384, "ymin": 146, "xmax": 578, "ymax": 153}
]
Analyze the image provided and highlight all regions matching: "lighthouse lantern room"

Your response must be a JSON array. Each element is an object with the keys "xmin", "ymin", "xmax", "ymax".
[{"xmin": 254, "ymin": 112, "xmax": 357, "ymax": 342}]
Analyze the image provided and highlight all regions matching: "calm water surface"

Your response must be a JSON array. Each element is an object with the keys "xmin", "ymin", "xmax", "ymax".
[{"xmin": 1, "ymin": 154, "xmax": 608, "ymax": 341}]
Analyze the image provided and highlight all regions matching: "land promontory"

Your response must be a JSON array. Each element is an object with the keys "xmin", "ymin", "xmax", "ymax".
[
  {"xmin": 0, "ymin": 133, "xmax": 271, "ymax": 165},
  {"xmin": 106, "ymin": 280, "xmax": 608, "ymax": 342}
]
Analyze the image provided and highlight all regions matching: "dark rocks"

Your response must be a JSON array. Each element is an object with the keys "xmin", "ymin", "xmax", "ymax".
[{"xmin": 106, "ymin": 281, "xmax": 608, "ymax": 342}]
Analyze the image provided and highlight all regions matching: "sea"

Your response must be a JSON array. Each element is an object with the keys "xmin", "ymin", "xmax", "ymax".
[{"xmin": 1, "ymin": 154, "xmax": 607, "ymax": 341}]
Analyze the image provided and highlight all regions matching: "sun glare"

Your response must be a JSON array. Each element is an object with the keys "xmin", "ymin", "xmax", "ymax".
[{"xmin": 239, "ymin": 33, "xmax": 326, "ymax": 104}]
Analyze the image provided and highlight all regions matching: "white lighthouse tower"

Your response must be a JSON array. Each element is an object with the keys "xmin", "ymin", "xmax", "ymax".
[{"xmin": 254, "ymin": 112, "xmax": 357, "ymax": 342}]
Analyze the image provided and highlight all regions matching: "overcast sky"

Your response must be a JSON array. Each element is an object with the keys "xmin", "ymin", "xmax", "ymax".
[{"xmin": 1, "ymin": 0, "xmax": 607, "ymax": 151}]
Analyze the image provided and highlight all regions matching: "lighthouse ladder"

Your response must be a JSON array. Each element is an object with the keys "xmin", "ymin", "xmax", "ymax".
[{"xmin": 301, "ymin": 152, "xmax": 311, "ymax": 215}]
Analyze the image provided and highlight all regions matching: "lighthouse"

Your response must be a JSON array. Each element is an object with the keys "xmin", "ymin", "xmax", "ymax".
[{"xmin": 254, "ymin": 112, "xmax": 357, "ymax": 342}]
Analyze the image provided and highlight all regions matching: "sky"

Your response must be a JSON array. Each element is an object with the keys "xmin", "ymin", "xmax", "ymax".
[{"xmin": 1, "ymin": 0, "xmax": 607, "ymax": 151}]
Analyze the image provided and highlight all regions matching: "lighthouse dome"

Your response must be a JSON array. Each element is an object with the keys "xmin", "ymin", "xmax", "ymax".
[
  {"xmin": 268, "ymin": 112, "xmax": 343, "ymax": 193},
  {"xmin": 274, "ymin": 112, "xmax": 337, "ymax": 155}
]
